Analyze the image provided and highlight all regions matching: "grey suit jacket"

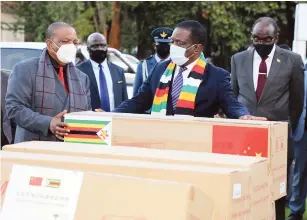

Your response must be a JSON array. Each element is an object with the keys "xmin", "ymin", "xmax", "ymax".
[
  {"xmin": 1, "ymin": 70, "xmax": 14, "ymax": 144},
  {"xmin": 5, "ymin": 56, "xmax": 91, "ymax": 143},
  {"xmin": 231, "ymin": 46, "xmax": 304, "ymax": 131}
]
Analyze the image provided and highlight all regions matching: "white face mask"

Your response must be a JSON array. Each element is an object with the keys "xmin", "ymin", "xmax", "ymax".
[
  {"xmin": 52, "ymin": 41, "xmax": 77, "ymax": 64},
  {"xmin": 170, "ymin": 44, "xmax": 195, "ymax": 66}
]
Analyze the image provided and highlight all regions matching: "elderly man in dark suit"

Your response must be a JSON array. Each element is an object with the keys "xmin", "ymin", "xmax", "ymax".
[
  {"xmin": 112, "ymin": 20, "xmax": 265, "ymax": 121},
  {"xmin": 5, "ymin": 22, "xmax": 91, "ymax": 143},
  {"xmin": 77, "ymin": 33, "xmax": 128, "ymax": 112},
  {"xmin": 231, "ymin": 17, "xmax": 305, "ymax": 220}
]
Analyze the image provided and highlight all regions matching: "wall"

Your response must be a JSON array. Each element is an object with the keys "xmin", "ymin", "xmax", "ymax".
[{"xmin": 0, "ymin": 12, "xmax": 24, "ymax": 42}]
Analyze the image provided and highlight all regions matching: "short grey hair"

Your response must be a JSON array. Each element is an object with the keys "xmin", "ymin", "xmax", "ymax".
[{"xmin": 45, "ymin": 22, "xmax": 74, "ymax": 39}]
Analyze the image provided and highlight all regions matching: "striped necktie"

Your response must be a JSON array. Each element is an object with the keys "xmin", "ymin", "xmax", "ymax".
[{"xmin": 171, "ymin": 66, "xmax": 187, "ymax": 110}]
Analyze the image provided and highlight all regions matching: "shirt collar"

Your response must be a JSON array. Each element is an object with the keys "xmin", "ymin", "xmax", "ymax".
[
  {"xmin": 155, "ymin": 53, "xmax": 171, "ymax": 63},
  {"xmin": 268, "ymin": 44, "xmax": 276, "ymax": 58},
  {"xmin": 184, "ymin": 57, "xmax": 199, "ymax": 70},
  {"xmin": 90, "ymin": 59, "xmax": 107, "ymax": 69}
]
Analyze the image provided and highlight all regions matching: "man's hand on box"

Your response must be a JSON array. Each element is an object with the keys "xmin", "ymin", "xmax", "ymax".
[
  {"xmin": 239, "ymin": 115, "xmax": 267, "ymax": 121},
  {"xmin": 49, "ymin": 110, "xmax": 70, "ymax": 140},
  {"xmin": 95, "ymin": 108, "xmax": 104, "ymax": 112}
]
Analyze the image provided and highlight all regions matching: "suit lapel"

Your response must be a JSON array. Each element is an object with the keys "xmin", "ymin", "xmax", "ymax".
[
  {"xmin": 108, "ymin": 62, "xmax": 120, "ymax": 107},
  {"xmin": 85, "ymin": 60, "xmax": 99, "ymax": 96},
  {"xmin": 243, "ymin": 49, "xmax": 256, "ymax": 92},
  {"xmin": 148, "ymin": 57, "xmax": 157, "ymax": 72},
  {"xmin": 258, "ymin": 47, "xmax": 284, "ymax": 104}
]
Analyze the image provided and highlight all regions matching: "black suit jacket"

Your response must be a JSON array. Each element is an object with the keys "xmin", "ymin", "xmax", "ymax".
[
  {"xmin": 77, "ymin": 59, "xmax": 128, "ymax": 110},
  {"xmin": 114, "ymin": 60, "xmax": 249, "ymax": 118}
]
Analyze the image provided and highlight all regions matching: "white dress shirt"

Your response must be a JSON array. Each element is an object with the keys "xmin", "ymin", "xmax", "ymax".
[
  {"xmin": 154, "ymin": 53, "xmax": 171, "ymax": 63},
  {"xmin": 90, "ymin": 59, "xmax": 115, "ymax": 110},
  {"xmin": 253, "ymin": 44, "xmax": 276, "ymax": 91},
  {"xmin": 173, "ymin": 59, "xmax": 199, "ymax": 83}
]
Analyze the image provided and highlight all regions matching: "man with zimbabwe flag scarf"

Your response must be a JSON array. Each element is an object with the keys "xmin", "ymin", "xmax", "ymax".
[{"xmin": 113, "ymin": 20, "xmax": 264, "ymax": 120}]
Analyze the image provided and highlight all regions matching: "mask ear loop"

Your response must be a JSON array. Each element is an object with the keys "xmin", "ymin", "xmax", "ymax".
[
  {"xmin": 185, "ymin": 44, "xmax": 196, "ymax": 60},
  {"xmin": 51, "ymin": 40, "xmax": 60, "ymax": 49}
]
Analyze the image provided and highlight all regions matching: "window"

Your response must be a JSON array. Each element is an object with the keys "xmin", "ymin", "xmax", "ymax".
[{"xmin": 0, "ymin": 48, "xmax": 43, "ymax": 70}]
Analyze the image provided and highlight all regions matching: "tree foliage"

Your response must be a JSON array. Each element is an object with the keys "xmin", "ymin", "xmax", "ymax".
[{"xmin": 6, "ymin": 1, "xmax": 297, "ymax": 69}]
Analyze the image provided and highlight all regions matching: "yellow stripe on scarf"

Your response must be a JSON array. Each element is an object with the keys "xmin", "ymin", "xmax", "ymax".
[
  {"xmin": 153, "ymin": 94, "xmax": 168, "ymax": 105},
  {"xmin": 197, "ymin": 59, "xmax": 206, "ymax": 68},
  {"xmin": 178, "ymin": 92, "xmax": 196, "ymax": 102},
  {"xmin": 167, "ymin": 62, "xmax": 176, "ymax": 70}
]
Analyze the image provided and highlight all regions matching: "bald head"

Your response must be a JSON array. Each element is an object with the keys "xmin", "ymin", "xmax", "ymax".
[
  {"xmin": 87, "ymin": 32, "xmax": 108, "ymax": 63},
  {"xmin": 87, "ymin": 33, "xmax": 107, "ymax": 47}
]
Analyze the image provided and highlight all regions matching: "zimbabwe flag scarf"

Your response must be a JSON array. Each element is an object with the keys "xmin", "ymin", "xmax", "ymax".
[{"xmin": 151, "ymin": 53, "xmax": 206, "ymax": 116}]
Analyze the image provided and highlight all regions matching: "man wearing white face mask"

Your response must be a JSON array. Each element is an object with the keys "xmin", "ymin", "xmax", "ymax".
[
  {"xmin": 113, "ymin": 20, "xmax": 265, "ymax": 121},
  {"xmin": 5, "ymin": 22, "xmax": 91, "ymax": 143}
]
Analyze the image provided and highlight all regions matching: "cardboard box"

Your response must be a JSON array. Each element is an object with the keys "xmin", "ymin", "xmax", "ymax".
[
  {"xmin": 63, "ymin": 112, "xmax": 288, "ymax": 201},
  {"xmin": 270, "ymin": 202, "xmax": 276, "ymax": 220},
  {"xmin": 3, "ymin": 141, "xmax": 270, "ymax": 220},
  {"xmin": 1, "ymin": 151, "xmax": 252, "ymax": 220},
  {"xmin": 1, "ymin": 164, "xmax": 213, "ymax": 220}
]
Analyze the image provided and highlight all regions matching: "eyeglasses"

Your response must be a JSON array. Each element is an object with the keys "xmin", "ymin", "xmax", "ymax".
[{"xmin": 251, "ymin": 35, "xmax": 275, "ymax": 45}]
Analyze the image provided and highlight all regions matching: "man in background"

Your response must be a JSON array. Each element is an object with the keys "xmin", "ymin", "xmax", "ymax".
[
  {"xmin": 133, "ymin": 27, "xmax": 173, "ymax": 96},
  {"xmin": 231, "ymin": 17, "xmax": 304, "ymax": 219},
  {"xmin": 77, "ymin": 32, "xmax": 128, "ymax": 112}
]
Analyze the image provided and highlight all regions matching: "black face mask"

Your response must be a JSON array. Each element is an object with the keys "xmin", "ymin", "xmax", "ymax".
[
  {"xmin": 156, "ymin": 44, "xmax": 170, "ymax": 59},
  {"xmin": 253, "ymin": 44, "xmax": 274, "ymax": 59},
  {"xmin": 89, "ymin": 49, "xmax": 107, "ymax": 63}
]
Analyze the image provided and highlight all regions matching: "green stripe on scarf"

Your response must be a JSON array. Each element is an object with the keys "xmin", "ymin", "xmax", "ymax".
[{"xmin": 151, "ymin": 53, "xmax": 207, "ymax": 116}]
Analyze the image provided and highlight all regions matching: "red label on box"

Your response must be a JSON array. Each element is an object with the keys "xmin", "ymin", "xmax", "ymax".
[
  {"xmin": 29, "ymin": 176, "xmax": 43, "ymax": 186},
  {"xmin": 212, "ymin": 125, "xmax": 268, "ymax": 157},
  {"xmin": 1, "ymin": 180, "xmax": 8, "ymax": 196}
]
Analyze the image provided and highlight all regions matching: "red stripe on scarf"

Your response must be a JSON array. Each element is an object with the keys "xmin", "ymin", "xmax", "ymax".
[
  {"xmin": 155, "ymin": 87, "xmax": 169, "ymax": 97},
  {"xmin": 192, "ymin": 65, "xmax": 205, "ymax": 74},
  {"xmin": 176, "ymin": 100, "xmax": 195, "ymax": 109}
]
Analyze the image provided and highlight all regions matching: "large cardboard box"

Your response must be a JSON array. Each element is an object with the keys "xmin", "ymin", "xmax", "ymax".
[
  {"xmin": 1, "ymin": 164, "xmax": 213, "ymax": 220},
  {"xmin": 1, "ymin": 151, "xmax": 252, "ymax": 220},
  {"xmin": 64, "ymin": 112, "xmax": 288, "ymax": 201},
  {"xmin": 3, "ymin": 141, "xmax": 270, "ymax": 220}
]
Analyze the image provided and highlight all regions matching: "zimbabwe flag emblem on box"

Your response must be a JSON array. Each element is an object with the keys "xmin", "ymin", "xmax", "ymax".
[{"xmin": 65, "ymin": 118, "xmax": 112, "ymax": 145}]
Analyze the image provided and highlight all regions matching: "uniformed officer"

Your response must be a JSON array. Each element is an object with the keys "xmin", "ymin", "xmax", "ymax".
[{"xmin": 133, "ymin": 27, "xmax": 173, "ymax": 97}]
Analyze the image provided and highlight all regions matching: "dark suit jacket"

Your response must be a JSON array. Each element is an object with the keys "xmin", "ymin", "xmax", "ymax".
[
  {"xmin": 231, "ymin": 46, "xmax": 305, "ymax": 131},
  {"xmin": 114, "ymin": 59, "xmax": 249, "ymax": 118},
  {"xmin": 77, "ymin": 60, "xmax": 128, "ymax": 110}
]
